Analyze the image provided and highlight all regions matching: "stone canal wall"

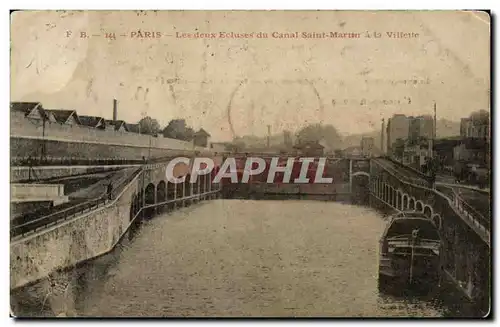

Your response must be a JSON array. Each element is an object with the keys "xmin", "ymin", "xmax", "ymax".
[{"xmin": 10, "ymin": 171, "xmax": 143, "ymax": 290}]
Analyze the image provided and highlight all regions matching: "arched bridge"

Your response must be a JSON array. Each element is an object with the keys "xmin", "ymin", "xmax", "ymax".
[{"xmin": 10, "ymin": 153, "xmax": 490, "ymax": 310}]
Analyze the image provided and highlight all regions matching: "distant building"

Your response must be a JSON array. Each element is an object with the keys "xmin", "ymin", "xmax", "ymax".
[
  {"xmin": 104, "ymin": 120, "xmax": 128, "ymax": 132},
  {"xmin": 125, "ymin": 123, "xmax": 141, "ymax": 134},
  {"xmin": 457, "ymin": 111, "xmax": 490, "ymax": 168},
  {"xmin": 453, "ymin": 138, "xmax": 489, "ymax": 167},
  {"xmin": 408, "ymin": 115, "xmax": 434, "ymax": 144},
  {"xmin": 45, "ymin": 109, "xmax": 81, "ymax": 125},
  {"xmin": 360, "ymin": 136, "xmax": 375, "ymax": 157},
  {"xmin": 210, "ymin": 142, "xmax": 228, "ymax": 152},
  {"xmin": 386, "ymin": 114, "xmax": 409, "ymax": 156},
  {"xmin": 10, "ymin": 102, "xmax": 57, "ymax": 123},
  {"xmin": 193, "ymin": 128, "xmax": 211, "ymax": 148},
  {"xmin": 433, "ymin": 137, "xmax": 461, "ymax": 167},
  {"xmin": 79, "ymin": 115, "xmax": 106, "ymax": 129},
  {"xmin": 402, "ymin": 143, "xmax": 429, "ymax": 168},
  {"xmin": 293, "ymin": 141, "xmax": 324, "ymax": 157},
  {"xmin": 460, "ymin": 116, "xmax": 490, "ymax": 139},
  {"xmin": 342, "ymin": 146, "xmax": 363, "ymax": 157}
]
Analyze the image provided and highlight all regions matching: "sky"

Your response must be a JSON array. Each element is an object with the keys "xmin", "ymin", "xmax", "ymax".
[{"xmin": 10, "ymin": 10, "xmax": 490, "ymax": 142}]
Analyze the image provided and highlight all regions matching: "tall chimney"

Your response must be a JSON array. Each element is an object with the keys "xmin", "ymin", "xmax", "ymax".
[{"xmin": 113, "ymin": 99, "xmax": 118, "ymax": 121}]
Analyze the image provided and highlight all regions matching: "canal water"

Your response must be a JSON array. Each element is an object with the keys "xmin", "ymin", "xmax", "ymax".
[{"xmin": 12, "ymin": 200, "xmax": 474, "ymax": 317}]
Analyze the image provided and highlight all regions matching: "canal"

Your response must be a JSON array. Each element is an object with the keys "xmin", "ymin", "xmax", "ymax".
[{"xmin": 12, "ymin": 199, "xmax": 475, "ymax": 317}]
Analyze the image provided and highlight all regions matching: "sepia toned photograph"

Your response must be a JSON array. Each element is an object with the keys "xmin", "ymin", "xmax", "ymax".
[{"xmin": 9, "ymin": 10, "xmax": 491, "ymax": 318}]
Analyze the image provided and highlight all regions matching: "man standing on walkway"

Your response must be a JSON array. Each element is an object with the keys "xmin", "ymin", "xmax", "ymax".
[{"xmin": 107, "ymin": 181, "xmax": 113, "ymax": 200}]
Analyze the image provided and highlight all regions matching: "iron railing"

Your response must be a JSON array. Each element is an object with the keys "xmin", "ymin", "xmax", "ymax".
[
  {"xmin": 11, "ymin": 167, "xmax": 143, "ymax": 239},
  {"xmin": 10, "ymin": 167, "xmax": 223, "ymax": 240},
  {"xmin": 373, "ymin": 158, "xmax": 429, "ymax": 188},
  {"xmin": 374, "ymin": 160, "xmax": 490, "ymax": 243}
]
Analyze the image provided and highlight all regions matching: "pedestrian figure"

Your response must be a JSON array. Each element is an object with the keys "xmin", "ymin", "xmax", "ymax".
[{"xmin": 107, "ymin": 181, "xmax": 113, "ymax": 200}]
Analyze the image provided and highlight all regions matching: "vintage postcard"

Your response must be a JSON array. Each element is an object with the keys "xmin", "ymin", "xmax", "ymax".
[{"xmin": 9, "ymin": 10, "xmax": 491, "ymax": 317}]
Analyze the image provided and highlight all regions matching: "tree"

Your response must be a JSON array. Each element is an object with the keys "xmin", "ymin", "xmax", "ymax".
[
  {"xmin": 163, "ymin": 119, "xmax": 195, "ymax": 141},
  {"xmin": 138, "ymin": 116, "xmax": 161, "ymax": 135},
  {"xmin": 295, "ymin": 123, "xmax": 342, "ymax": 150}
]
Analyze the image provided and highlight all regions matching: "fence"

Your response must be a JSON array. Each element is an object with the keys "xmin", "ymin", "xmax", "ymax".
[{"xmin": 10, "ymin": 167, "xmax": 143, "ymax": 239}]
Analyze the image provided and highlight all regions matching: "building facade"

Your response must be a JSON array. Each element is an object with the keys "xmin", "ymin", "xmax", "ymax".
[
  {"xmin": 408, "ymin": 115, "xmax": 434, "ymax": 144},
  {"xmin": 360, "ymin": 136, "xmax": 375, "ymax": 157},
  {"xmin": 386, "ymin": 114, "xmax": 409, "ymax": 156}
]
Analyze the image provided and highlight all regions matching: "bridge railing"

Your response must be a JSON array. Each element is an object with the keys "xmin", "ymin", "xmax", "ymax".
[
  {"xmin": 373, "ymin": 158, "xmax": 429, "ymax": 188},
  {"xmin": 374, "ymin": 160, "xmax": 490, "ymax": 244},
  {"xmin": 10, "ymin": 167, "xmax": 143, "ymax": 239},
  {"xmin": 441, "ymin": 184, "xmax": 490, "ymax": 233}
]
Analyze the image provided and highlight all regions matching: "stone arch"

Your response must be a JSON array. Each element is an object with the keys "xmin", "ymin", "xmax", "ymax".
[
  {"xmin": 200, "ymin": 174, "xmax": 206, "ymax": 194},
  {"xmin": 166, "ymin": 181, "xmax": 176, "ymax": 210},
  {"xmin": 176, "ymin": 176, "xmax": 184, "ymax": 200},
  {"xmin": 423, "ymin": 205, "xmax": 433, "ymax": 218},
  {"xmin": 183, "ymin": 174, "xmax": 192, "ymax": 207},
  {"xmin": 402, "ymin": 194, "xmax": 409, "ymax": 211},
  {"xmin": 205, "ymin": 171, "xmax": 212, "ymax": 192},
  {"xmin": 351, "ymin": 174, "xmax": 370, "ymax": 205},
  {"xmin": 432, "ymin": 214, "xmax": 442, "ymax": 230},
  {"xmin": 137, "ymin": 190, "xmax": 144, "ymax": 210},
  {"xmin": 416, "ymin": 200, "xmax": 424, "ymax": 212},
  {"xmin": 352, "ymin": 171, "xmax": 370, "ymax": 178},
  {"xmin": 185, "ymin": 174, "xmax": 192, "ymax": 194},
  {"xmin": 157, "ymin": 181, "xmax": 166, "ymax": 213},
  {"xmin": 396, "ymin": 190, "xmax": 402, "ymax": 210},
  {"xmin": 144, "ymin": 183, "xmax": 156, "ymax": 219},
  {"xmin": 193, "ymin": 174, "xmax": 200, "ymax": 195},
  {"xmin": 408, "ymin": 197, "xmax": 416, "ymax": 211}
]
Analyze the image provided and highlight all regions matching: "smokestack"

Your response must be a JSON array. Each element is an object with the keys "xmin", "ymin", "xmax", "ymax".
[
  {"xmin": 113, "ymin": 99, "xmax": 118, "ymax": 121},
  {"xmin": 381, "ymin": 118, "xmax": 385, "ymax": 154},
  {"xmin": 267, "ymin": 125, "xmax": 271, "ymax": 148}
]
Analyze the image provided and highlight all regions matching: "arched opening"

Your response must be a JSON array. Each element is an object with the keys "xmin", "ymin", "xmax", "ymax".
[
  {"xmin": 416, "ymin": 201, "xmax": 424, "ymax": 212},
  {"xmin": 200, "ymin": 174, "xmax": 206, "ymax": 195},
  {"xmin": 184, "ymin": 174, "xmax": 192, "ymax": 207},
  {"xmin": 175, "ymin": 177, "xmax": 184, "ymax": 208},
  {"xmin": 402, "ymin": 195, "xmax": 408, "ymax": 211},
  {"xmin": 211, "ymin": 166, "xmax": 220, "ymax": 192},
  {"xmin": 205, "ymin": 172, "xmax": 211, "ymax": 193},
  {"xmin": 193, "ymin": 174, "xmax": 200, "ymax": 197},
  {"xmin": 396, "ymin": 191, "xmax": 401, "ymax": 210},
  {"xmin": 144, "ymin": 183, "xmax": 156, "ymax": 219},
  {"xmin": 352, "ymin": 175, "xmax": 370, "ymax": 205},
  {"xmin": 157, "ymin": 181, "xmax": 166, "ymax": 213},
  {"xmin": 432, "ymin": 214, "xmax": 442, "ymax": 230},
  {"xmin": 136, "ymin": 190, "xmax": 144, "ymax": 218},
  {"xmin": 166, "ymin": 181, "xmax": 176, "ymax": 210},
  {"xmin": 424, "ymin": 205, "xmax": 433, "ymax": 218},
  {"xmin": 409, "ymin": 198, "xmax": 415, "ymax": 211}
]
